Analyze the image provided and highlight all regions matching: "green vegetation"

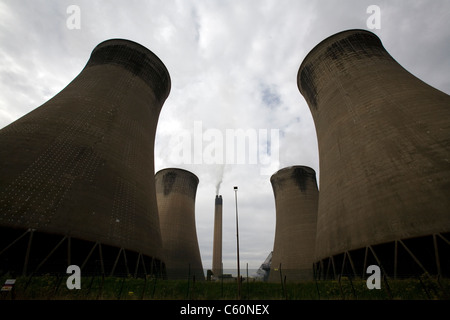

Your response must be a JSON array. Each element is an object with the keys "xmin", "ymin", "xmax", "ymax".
[{"xmin": 1, "ymin": 274, "xmax": 449, "ymax": 300}]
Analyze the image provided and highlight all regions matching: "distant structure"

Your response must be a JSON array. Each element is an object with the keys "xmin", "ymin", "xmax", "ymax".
[
  {"xmin": 0, "ymin": 39, "xmax": 170, "ymax": 277},
  {"xmin": 212, "ymin": 195, "xmax": 223, "ymax": 277},
  {"xmin": 155, "ymin": 168, "xmax": 205, "ymax": 280},
  {"xmin": 255, "ymin": 251, "xmax": 272, "ymax": 282},
  {"xmin": 297, "ymin": 29, "xmax": 450, "ymax": 278},
  {"xmin": 269, "ymin": 166, "xmax": 319, "ymax": 282}
]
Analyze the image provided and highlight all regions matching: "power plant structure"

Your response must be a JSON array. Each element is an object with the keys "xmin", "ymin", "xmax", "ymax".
[
  {"xmin": 255, "ymin": 251, "xmax": 272, "ymax": 282},
  {"xmin": 155, "ymin": 168, "xmax": 205, "ymax": 280},
  {"xmin": 269, "ymin": 166, "xmax": 319, "ymax": 282},
  {"xmin": 212, "ymin": 195, "xmax": 223, "ymax": 277},
  {"xmin": 1, "ymin": 27, "xmax": 449, "ymax": 293},
  {"xmin": 297, "ymin": 29, "xmax": 450, "ymax": 279},
  {"xmin": 0, "ymin": 39, "xmax": 170, "ymax": 278}
]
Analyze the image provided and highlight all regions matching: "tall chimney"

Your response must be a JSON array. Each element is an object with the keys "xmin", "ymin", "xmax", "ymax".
[{"xmin": 212, "ymin": 195, "xmax": 223, "ymax": 276}]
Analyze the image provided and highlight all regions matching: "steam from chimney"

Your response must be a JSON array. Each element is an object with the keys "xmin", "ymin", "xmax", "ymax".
[
  {"xmin": 215, "ymin": 164, "xmax": 225, "ymax": 195},
  {"xmin": 216, "ymin": 180, "xmax": 222, "ymax": 195}
]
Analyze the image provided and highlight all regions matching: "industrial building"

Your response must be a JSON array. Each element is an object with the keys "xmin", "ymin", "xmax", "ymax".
[
  {"xmin": 297, "ymin": 29, "xmax": 450, "ymax": 278},
  {"xmin": 269, "ymin": 166, "xmax": 319, "ymax": 282},
  {"xmin": 0, "ymin": 39, "xmax": 170, "ymax": 277},
  {"xmin": 155, "ymin": 168, "xmax": 205, "ymax": 280},
  {"xmin": 255, "ymin": 252, "xmax": 272, "ymax": 282},
  {"xmin": 1, "ymin": 27, "xmax": 449, "ymax": 288}
]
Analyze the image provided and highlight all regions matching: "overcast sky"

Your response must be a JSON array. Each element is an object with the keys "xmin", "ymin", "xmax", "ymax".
[{"xmin": 1, "ymin": 0, "xmax": 449, "ymax": 274}]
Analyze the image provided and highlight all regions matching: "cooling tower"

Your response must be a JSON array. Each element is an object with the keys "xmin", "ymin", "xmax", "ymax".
[
  {"xmin": 212, "ymin": 195, "xmax": 223, "ymax": 277},
  {"xmin": 269, "ymin": 166, "xmax": 318, "ymax": 282},
  {"xmin": 297, "ymin": 29, "xmax": 450, "ymax": 278},
  {"xmin": 0, "ymin": 39, "xmax": 170, "ymax": 277},
  {"xmin": 155, "ymin": 168, "xmax": 205, "ymax": 280}
]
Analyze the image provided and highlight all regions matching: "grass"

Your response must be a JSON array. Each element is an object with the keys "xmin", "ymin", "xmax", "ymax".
[{"xmin": 1, "ymin": 274, "xmax": 449, "ymax": 300}]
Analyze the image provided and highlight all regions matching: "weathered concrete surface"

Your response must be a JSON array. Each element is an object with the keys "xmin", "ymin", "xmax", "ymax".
[
  {"xmin": 155, "ymin": 168, "xmax": 205, "ymax": 280},
  {"xmin": 269, "ymin": 166, "xmax": 319, "ymax": 282},
  {"xmin": 0, "ymin": 39, "xmax": 170, "ymax": 265},
  {"xmin": 298, "ymin": 29, "xmax": 450, "ymax": 261}
]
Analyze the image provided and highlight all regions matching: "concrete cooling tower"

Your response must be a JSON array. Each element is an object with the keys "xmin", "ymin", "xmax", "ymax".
[
  {"xmin": 0, "ymin": 39, "xmax": 170, "ymax": 277},
  {"xmin": 212, "ymin": 195, "xmax": 223, "ymax": 277},
  {"xmin": 269, "ymin": 166, "xmax": 319, "ymax": 282},
  {"xmin": 155, "ymin": 168, "xmax": 205, "ymax": 280},
  {"xmin": 297, "ymin": 29, "xmax": 450, "ymax": 278}
]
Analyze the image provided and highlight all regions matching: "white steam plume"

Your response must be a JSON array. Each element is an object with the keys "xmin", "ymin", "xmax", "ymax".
[{"xmin": 215, "ymin": 164, "xmax": 225, "ymax": 195}]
